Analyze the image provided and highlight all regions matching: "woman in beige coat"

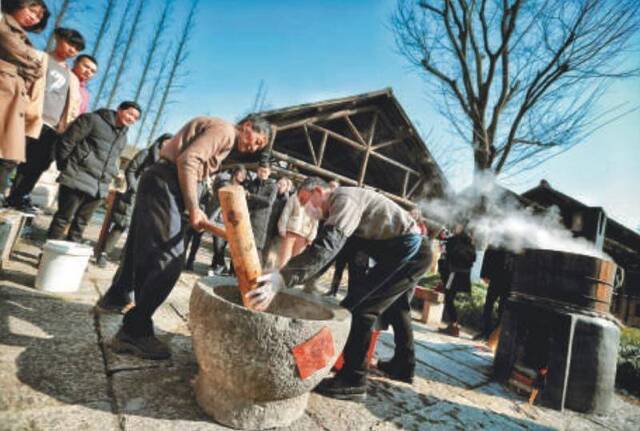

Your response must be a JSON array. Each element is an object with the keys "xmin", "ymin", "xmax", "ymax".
[{"xmin": 0, "ymin": 0, "xmax": 49, "ymax": 198}]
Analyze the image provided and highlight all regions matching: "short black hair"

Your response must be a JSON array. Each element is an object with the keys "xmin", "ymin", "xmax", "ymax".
[
  {"xmin": 2, "ymin": 0, "xmax": 50, "ymax": 33},
  {"xmin": 75, "ymin": 54, "xmax": 97, "ymax": 67},
  {"xmin": 117, "ymin": 101, "xmax": 142, "ymax": 114},
  {"xmin": 298, "ymin": 177, "xmax": 330, "ymax": 192},
  {"xmin": 153, "ymin": 133, "xmax": 173, "ymax": 150},
  {"xmin": 238, "ymin": 114, "xmax": 272, "ymax": 143},
  {"xmin": 231, "ymin": 164, "xmax": 247, "ymax": 176},
  {"xmin": 53, "ymin": 27, "xmax": 85, "ymax": 51}
]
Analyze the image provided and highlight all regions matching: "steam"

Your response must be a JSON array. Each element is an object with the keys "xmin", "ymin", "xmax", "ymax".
[{"xmin": 419, "ymin": 173, "xmax": 608, "ymax": 259}]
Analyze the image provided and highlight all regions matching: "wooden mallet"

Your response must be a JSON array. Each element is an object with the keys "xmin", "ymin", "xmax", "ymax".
[{"xmin": 200, "ymin": 185, "xmax": 262, "ymax": 308}]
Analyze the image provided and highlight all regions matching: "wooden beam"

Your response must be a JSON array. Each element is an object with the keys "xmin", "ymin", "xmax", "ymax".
[
  {"xmin": 402, "ymin": 171, "xmax": 411, "ymax": 197},
  {"xmin": 308, "ymin": 122, "xmax": 420, "ymax": 177},
  {"xmin": 266, "ymin": 126, "xmax": 278, "ymax": 152},
  {"xmin": 275, "ymin": 106, "xmax": 378, "ymax": 132},
  {"xmin": 317, "ymin": 131, "xmax": 328, "ymax": 167},
  {"xmin": 345, "ymin": 116, "xmax": 366, "ymax": 145},
  {"xmin": 407, "ymin": 178, "xmax": 423, "ymax": 198},
  {"xmin": 271, "ymin": 149, "xmax": 358, "ymax": 186},
  {"xmin": 369, "ymin": 150, "xmax": 420, "ymax": 176},
  {"xmin": 307, "ymin": 123, "xmax": 364, "ymax": 152},
  {"xmin": 303, "ymin": 124, "xmax": 318, "ymax": 165},
  {"xmin": 357, "ymin": 113, "xmax": 378, "ymax": 186},
  {"xmin": 270, "ymin": 149, "xmax": 416, "ymax": 207},
  {"xmin": 372, "ymin": 136, "xmax": 407, "ymax": 151}
]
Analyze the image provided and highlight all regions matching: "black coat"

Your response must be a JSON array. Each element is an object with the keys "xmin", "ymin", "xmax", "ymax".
[
  {"xmin": 111, "ymin": 138, "xmax": 163, "ymax": 227},
  {"xmin": 247, "ymin": 178, "xmax": 277, "ymax": 249},
  {"xmin": 56, "ymin": 109, "xmax": 129, "ymax": 198},
  {"xmin": 443, "ymin": 232, "xmax": 476, "ymax": 294},
  {"xmin": 480, "ymin": 247, "xmax": 514, "ymax": 296},
  {"xmin": 267, "ymin": 192, "xmax": 289, "ymax": 239}
]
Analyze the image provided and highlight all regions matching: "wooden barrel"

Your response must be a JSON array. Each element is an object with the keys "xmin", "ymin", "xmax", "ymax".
[{"xmin": 511, "ymin": 249, "xmax": 616, "ymax": 313}]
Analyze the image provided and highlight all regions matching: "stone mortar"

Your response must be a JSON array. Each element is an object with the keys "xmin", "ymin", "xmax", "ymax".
[{"xmin": 189, "ymin": 276, "xmax": 351, "ymax": 430}]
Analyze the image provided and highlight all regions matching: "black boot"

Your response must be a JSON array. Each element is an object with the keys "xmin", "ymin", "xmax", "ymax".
[
  {"xmin": 314, "ymin": 371, "xmax": 367, "ymax": 401},
  {"xmin": 376, "ymin": 357, "xmax": 415, "ymax": 384}
]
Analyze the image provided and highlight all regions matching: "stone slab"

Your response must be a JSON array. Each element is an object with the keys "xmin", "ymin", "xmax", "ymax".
[
  {"xmin": 0, "ymin": 402, "xmax": 119, "ymax": 431},
  {"xmin": 111, "ymin": 367, "xmax": 228, "ymax": 430}
]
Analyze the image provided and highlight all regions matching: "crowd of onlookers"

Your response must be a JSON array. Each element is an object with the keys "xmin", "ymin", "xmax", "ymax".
[{"xmin": 1, "ymin": 0, "xmax": 143, "ymax": 244}]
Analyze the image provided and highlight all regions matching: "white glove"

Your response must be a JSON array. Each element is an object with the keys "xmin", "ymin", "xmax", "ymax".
[{"xmin": 245, "ymin": 271, "xmax": 285, "ymax": 311}]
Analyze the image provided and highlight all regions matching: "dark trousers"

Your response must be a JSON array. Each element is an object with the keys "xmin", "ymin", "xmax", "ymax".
[
  {"xmin": 184, "ymin": 230, "xmax": 227, "ymax": 269},
  {"xmin": 339, "ymin": 235, "xmax": 431, "ymax": 382},
  {"xmin": 7, "ymin": 126, "xmax": 58, "ymax": 205},
  {"xmin": 0, "ymin": 159, "xmax": 18, "ymax": 196},
  {"xmin": 48, "ymin": 185, "xmax": 102, "ymax": 242},
  {"xmin": 184, "ymin": 228, "xmax": 203, "ymax": 268},
  {"xmin": 444, "ymin": 288, "xmax": 458, "ymax": 323},
  {"xmin": 482, "ymin": 282, "xmax": 508, "ymax": 334},
  {"xmin": 212, "ymin": 236, "xmax": 227, "ymax": 268},
  {"xmin": 104, "ymin": 162, "xmax": 186, "ymax": 337},
  {"xmin": 329, "ymin": 249, "xmax": 350, "ymax": 296},
  {"xmin": 379, "ymin": 290, "xmax": 415, "ymax": 367}
]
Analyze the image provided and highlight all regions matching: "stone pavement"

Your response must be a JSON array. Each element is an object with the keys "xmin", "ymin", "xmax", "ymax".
[{"xmin": 1, "ymin": 215, "xmax": 639, "ymax": 430}]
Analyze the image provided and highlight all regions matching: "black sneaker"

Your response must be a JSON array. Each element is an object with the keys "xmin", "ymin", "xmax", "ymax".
[
  {"xmin": 376, "ymin": 359, "xmax": 415, "ymax": 384},
  {"xmin": 109, "ymin": 328, "xmax": 171, "ymax": 360},
  {"xmin": 314, "ymin": 375, "xmax": 367, "ymax": 401},
  {"xmin": 95, "ymin": 297, "xmax": 132, "ymax": 315}
]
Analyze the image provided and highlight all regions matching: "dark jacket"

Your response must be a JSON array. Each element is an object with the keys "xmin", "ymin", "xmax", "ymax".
[
  {"xmin": 247, "ymin": 177, "xmax": 277, "ymax": 249},
  {"xmin": 480, "ymin": 247, "xmax": 514, "ymax": 296},
  {"xmin": 443, "ymin": 232, "xmax": 476, "ymax": 294},
  {"xmin": 56, "ymin": 109, "xmax": 128, "ymax": 198},
  {"xmin": 267, "ymin": 191, "xmax": 289, "ymax": 239},
  {"xmin": 111, "ymin": 137, "xmax": 164, "ymax": 227}
]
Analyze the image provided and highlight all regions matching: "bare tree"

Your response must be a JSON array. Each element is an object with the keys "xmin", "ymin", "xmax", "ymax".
[
  {"xmin": 392, "ymin": 0, "xmax": 640, "ymax": 177},
  {"xmin": 92, "ymin": 0, "xmax": 135, "ymax": 109},
  {"xmin": 134, "ymin": 48, "xmax": 170, "ymax": 147},
  {"xmin": 147, "ymin": 0, "xmax": 199, "ymax": 144},
  {"xmin": 92, "ymin": 0, "xmax": 117, "ymax": 57},
  {"xmin": 252, "ymin": 79, "xmax": 269, "ymax": 112},
  {"xmin": 106, "ymin": 0, "xmax": 146, "ymax": 108},
  {"xmin": 133, "ymin": 0, "xmax": 172, "ymax": 104}
]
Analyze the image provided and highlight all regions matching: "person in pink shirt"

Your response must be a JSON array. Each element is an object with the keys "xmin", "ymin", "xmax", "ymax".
[{"xmin": 72, "ymin": 54, "xmax": 97, "ymax": 114}]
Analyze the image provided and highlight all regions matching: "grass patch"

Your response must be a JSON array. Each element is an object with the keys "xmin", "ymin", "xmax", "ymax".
[{"xmin": 618, "ymin": 327, "xmax": 640, "ymax": 397}]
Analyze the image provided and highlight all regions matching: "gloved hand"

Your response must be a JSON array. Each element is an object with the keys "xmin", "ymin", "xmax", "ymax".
[{"xmin": 245, "ymin": 271, "xmax": 285, "ymax": 311}]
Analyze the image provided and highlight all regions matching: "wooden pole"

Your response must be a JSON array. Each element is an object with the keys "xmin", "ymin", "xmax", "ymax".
[
  {"xmin": 94, "ymin": 190, "xmax": 117, "ymax": 256},
  {"xmin": 217, "ymin": 185, "xmax": 262, "ymax": 307}
]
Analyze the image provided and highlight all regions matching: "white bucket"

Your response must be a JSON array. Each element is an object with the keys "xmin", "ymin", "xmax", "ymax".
[{"xmin": 35, "ymin": 240, "xmax": 93, "ymax": 293}]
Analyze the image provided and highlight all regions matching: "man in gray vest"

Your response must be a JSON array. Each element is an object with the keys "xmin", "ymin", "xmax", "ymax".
[{"xmin": 248, "ymin": 177, "xmax": 432, "ymax": 401}]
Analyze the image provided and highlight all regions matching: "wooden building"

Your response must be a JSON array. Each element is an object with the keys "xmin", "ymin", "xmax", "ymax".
[{"xmin": 235, "ymin": 88, "xmax": 448, "ymax": 207}]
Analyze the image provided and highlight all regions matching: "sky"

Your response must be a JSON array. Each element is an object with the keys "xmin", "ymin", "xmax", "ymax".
[{"xmin": 41, "ymin": 0, "xmax": 640, "ymax": 230}]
